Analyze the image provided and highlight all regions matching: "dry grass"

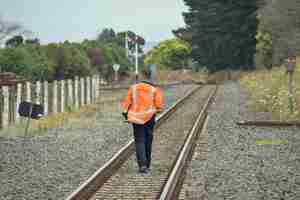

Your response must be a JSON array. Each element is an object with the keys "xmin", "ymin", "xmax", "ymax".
[
  {"xmin": 206, "ymin": 70, "xmax": 242, "ymax": 84},
  {"xmin": 0, "ymin": 89, "xmax": 126, "ymax": 137},
  {"xmin": 157, "ymin": 69, "xmax": 208, "ymax": 84}
]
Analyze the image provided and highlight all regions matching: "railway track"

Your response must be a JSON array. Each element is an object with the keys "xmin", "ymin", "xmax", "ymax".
[
  {"xmin": 65, "ymin": 84, "xmax": 217, "ymax": 200},
  {"xmin": 99, "ymin": 82, "xmax": 199, "ymax": 91}
]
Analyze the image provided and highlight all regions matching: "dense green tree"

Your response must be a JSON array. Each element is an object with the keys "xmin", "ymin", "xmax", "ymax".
[
  {"xmin": 257, "ymin": 0, "xmax": 300, "ymax": 66},
  {"xmin": 23, "ymin": 44, "xmax": 55, "ymax": 80},
  {"xmin": 145, "ymin": 39, "xmax": 191, "ymax": 69},
  {"xmin": 116, "ymin": 31, "xmax": 145, "ymax": 53},
  {"xmin": 87, "ymin": 47, "xmax": 105, "ymax": 74},
  {"xmin": 0, "ymin": 27, "xmax": 135, "ymax": 81},
  {"xmin": 0, "ymin": 44, "xmax": 54, "ymax": 80},
  {"xmin": 51, "ymin": 44, "xmax": 91, "ymax": 80},
  {"xmin": 175, "ymin": 0, "xmax": 260, "ymax": 72},
  {"xmin": 0, "ymin": 47, "xmax": 31, "ymax": 75},
  {"xmin": 255, "ymin": 27, "xmax": 273, "ymax": 69},
  {"xmin": 97, "ymin": 28, "xmax": 116, "ymax": 43}
]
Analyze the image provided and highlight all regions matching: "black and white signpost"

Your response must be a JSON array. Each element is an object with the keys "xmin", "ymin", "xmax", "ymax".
[{"xmin": 19, "ymin": 95, "xmax": 44, "ymax": 146}]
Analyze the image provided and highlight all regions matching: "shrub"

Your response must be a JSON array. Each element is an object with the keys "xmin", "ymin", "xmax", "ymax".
[{"xmin": 240, "ymin": 59, "xmax": 300, "ymax": 121}]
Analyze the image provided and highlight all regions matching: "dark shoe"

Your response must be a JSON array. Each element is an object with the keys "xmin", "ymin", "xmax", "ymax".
[{"xmin": 139, "ymin": 166, "xmax": 148, "ymax": 174}]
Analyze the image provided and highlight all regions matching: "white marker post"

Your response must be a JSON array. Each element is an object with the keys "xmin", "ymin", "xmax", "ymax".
[{"xmin": 113, "ymin": 64, "xmax": 120, "ymax": 82}]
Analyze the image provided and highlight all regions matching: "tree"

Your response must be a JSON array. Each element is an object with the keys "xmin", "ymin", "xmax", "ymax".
[
  {"xmin": 145, "ymin": 39, "xmax": 191, "ymax": 69},
  {"xmin": 87, "ymin": 48, "xmax": 105, "ymax": 71},
  {"xmin": 0, "ymin": 16, "xmax": 30, "ymax": 45},
  {"xmin": 0, "ymin": 17, "xmax": 21, "ymax": 43},
  {"xmin": 23, "ymin": 44, "xmax": 55, "ymax": 81},
  {"xmin": 101, "ymin": 43, "xmax": 131, "ymax": 79},
  {"xmin": 25, "ymin": 38, "xmax": 40, "ymax": 45},
  {"xmin": 0, "ymin": 45, "xmax": 54, "ymax": 80},
  {"xmin": 0, "ymin": 27, "xmax": 134, "ymax": 81},
  {"xmin": 97, "ymin": 28, "xmax": 116, "ymax": 43},
  {"xmin": 258, "ymin": 0, "xmax": 300, "ymax": 66},
  {"xmin": 108, "ymin": 30, "xmax": 146, "ymax": 53},
  {"xmin": 0, "ymin": 47, "xmax": 30, "ymax": 75},
  {"xmin": 5, "ymin": 35, "xmax": 24, "ymax": 48},
  {"xmin": 255, "ymin": 24, "xmax": 273, "ymax": 69},
  {"xmin": 52, "ymin": 44, "xmax": 91, "ymax": 80},
  {"xmin": 175, "ymin": 0, "xmax": 260, "ymax": 72}
]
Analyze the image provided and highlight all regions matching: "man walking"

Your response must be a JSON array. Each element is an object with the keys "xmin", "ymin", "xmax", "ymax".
[{"xmin": 122, "ymin": 70, "xmax": 164, "ymax": 173}]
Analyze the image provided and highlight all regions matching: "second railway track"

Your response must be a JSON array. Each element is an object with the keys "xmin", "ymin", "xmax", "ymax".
[{"xmin": 66, "ymin": 84, "xmax": 217, "ymax": 200}]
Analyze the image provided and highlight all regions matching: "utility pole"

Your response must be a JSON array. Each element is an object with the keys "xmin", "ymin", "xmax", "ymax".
[
  {"xmin": 125, "ymin": 32, "xmax": 129, "ymax": 58},
  {"xmin": 135, "ymin": 35, "xmax": 139, "ymax": 81}
]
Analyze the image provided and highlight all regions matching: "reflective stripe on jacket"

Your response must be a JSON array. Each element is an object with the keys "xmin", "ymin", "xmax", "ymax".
[{"xmin": 122, "ymin": 82, "xmax": 164, "ymax": 124}]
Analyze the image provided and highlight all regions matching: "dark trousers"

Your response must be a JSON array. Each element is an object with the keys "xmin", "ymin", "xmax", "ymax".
[{"xmin": 132, "ymin": 115, "xmax": 156, "ymax": 168}]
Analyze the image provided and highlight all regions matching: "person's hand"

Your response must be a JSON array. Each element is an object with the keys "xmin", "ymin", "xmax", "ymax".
[
  {"xmin": 156, "ymin": 109, "xmax": 163, "ymax": 114},
  {"xmin": 122, "ymin": 112, "xmax": 128, "ymax": 120}
]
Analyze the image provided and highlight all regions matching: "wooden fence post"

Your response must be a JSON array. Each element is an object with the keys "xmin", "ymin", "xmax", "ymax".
[
  {"xmin": 15, "ymin": 83, "xmax": 22, "ymax": 123},
  {"xmin": 67, "ymin": 79, "xmax": 73, "ymax": 108},
  {"xmin": 74, "ymin": 76, "xmax": 79, "ymax": 109},
  {"xmin": 26, "ymin": 82, "xmax": 31, "ymax": 102},
  {"xmin": 36, "ymin": 81, "xmax": 41, "ymax": 104},
  {"xmin": 2, "ymin": 86, "xmax": 10, "ymax": 128},
  {"xmin": 43, "ymin": 81, "xmax": 48, "ymax": 116},
  {"xmin": 60, "ymin": 80, "xmax": 65, "ymax": 112},
  {"xmin": 86, "ymin": 77, "xmax": 91, "ymax": 105},
  {"xmin": 91, "ymin": 76, "xmax": 94, "ymax": 103},
  {"xmin": 95, "ymin": 75, "xmax": 100, "ymax": 102},
  {"xmin": 92, "ymin": 76, "xmax": 95, "ymax": 103},
  {"xmin": 53, "ymin": 80, "xmax": 58, "ymax": 114},
  {"xmin": 80, "ymin": 77, "xmax": 85, "ymax": 106}
]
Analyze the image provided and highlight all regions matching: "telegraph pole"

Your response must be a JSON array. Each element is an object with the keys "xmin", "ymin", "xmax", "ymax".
[
  {"xmin": 135, "ymin": 35, "xmax": 139, "ymax": 81},
  {"xmin": 125, "ymin": 32, "xmax": 129, "ymax": 58}
]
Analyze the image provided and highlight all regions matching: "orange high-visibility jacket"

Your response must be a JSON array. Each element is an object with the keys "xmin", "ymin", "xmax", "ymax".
[{"xmin": 122, "ymin": 82, "xmax": 164, "ymax": 124}]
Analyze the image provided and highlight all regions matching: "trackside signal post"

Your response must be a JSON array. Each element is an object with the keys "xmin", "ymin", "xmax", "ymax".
[
  {"xmin": 135, "ymin": 35, "xmax": 139, "ymax": 82},
  {"xmin": 285, "ymin": 51, "xmax": 296, "ymax": 114}
]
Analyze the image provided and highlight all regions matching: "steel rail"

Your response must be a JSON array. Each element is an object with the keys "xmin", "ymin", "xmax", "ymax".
[
  {"xmin": 65, "ymin": 85, "xmax": 202, "ymax": 200},
  {"xmin": 159, "ymin": 86, "xmax": 217, "ymax": 200},
  {"xmin": 99, "ymin": 82, "xmax": 199, "ymax": 91}
]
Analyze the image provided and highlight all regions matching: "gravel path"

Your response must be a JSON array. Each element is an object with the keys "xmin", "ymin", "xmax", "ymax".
[
  {"xmin": 0, "ymin": 84, "xmax": 196, "ymax": 200},
  {"xmin": 180, "ymin": 82, "xmax": 300, "ymax": 200}
]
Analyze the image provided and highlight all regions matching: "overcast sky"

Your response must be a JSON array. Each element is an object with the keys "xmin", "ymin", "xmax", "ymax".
[{"xmin": 0, "ymin": 0, "xmax": 187, "ymax": 44}]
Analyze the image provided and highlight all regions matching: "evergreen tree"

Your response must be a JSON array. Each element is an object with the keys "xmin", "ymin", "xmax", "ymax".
[{"xmin": 175, "ymin": 0, "xmax": 260, "ymax": 72}]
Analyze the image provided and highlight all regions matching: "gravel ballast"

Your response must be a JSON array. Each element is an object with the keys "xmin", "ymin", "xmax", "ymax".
[
  {"xmin": 0, "ymin": 84, "xmax": 196, "ymax": 200},
  {"xmin": 180, "ymin": 82, "xmax": 300, "ymax": 200}
]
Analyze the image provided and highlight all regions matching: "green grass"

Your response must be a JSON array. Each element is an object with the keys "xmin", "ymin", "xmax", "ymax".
[
  {"xmin": 256, "ymin": 139, "xmax": 289, "ymax": 145},
  {"xmin": 240, "ymin": 58, "xmax": 300, "ymax": 121}
]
